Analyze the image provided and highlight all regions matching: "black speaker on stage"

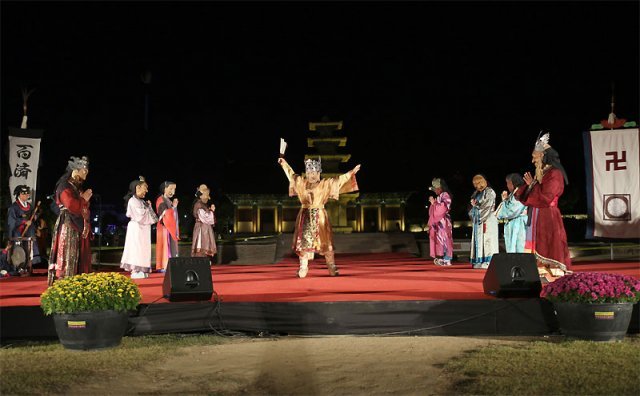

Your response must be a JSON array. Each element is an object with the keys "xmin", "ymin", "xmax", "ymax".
[
  {"xmin": 482, "ymin": 253, "xmax": 541, "ymax": 298},
  {"xmin": 162, "ymin": 257, "xmax": 213, "ymax": 302}
]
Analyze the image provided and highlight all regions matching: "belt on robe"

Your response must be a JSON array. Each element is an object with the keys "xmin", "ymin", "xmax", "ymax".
[{"xmin": 301, "ymin": 205, "xmax": 325, "ymax": 209}]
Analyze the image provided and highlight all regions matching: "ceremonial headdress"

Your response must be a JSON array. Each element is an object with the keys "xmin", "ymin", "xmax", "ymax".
[
  {"xmin": 14, "ymin": 185, "xmax": 30, "ymax": 197},
  {"xmin": 534, "ymin": 131, "xmax": 551, "ymax": 152},
  {"xmin": 305, "ymin": 158, "xmax": 322, "ymax": 173},
  {"xmin": 67, "ymin": 156, "xmax": 89, "ymax": 170}
]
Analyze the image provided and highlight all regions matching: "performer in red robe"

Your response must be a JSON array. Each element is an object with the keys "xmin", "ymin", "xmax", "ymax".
[
  {"xmin": 48, "ymin": 156, "xmax": 92, "ymax": 285},
  {"xmin": 155, "ymin": 181, "xmax": 179, "ymax": 272},
  {"xmin": 516, "ymin": 132, "xmax": 571, "ymax": 283}
]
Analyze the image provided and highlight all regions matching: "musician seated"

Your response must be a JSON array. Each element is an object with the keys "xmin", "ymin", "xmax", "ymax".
[
  {"xmin": 6, "ymin": 185, "xmax": 41, "ymax": 269},
  {"xmin": 0, "ymin": 241, "xmax": 20, "ymax": 277}
]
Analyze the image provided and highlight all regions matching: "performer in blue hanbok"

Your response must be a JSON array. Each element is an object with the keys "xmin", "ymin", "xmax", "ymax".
[
  {"xmin": 468, "ymin": 174, "xmax": 499, "ymax": 269},
  {"xmin": 495, "ymin": 173, "xmax": 528, "ymax": 253}
]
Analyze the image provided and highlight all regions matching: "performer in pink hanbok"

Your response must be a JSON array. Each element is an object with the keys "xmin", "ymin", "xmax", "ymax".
[
  {"xmin": 121, "ymin": 176, "xmax": 158, "ymax": 279},
  {"xmin": 278, "ymin": 155, "xmax": 360, "ymax": 278},
  {"xmin": 427, "ymin": 178, "xmax": 454, "ymax": 266},
  {"xmin": 191, "ymin": 184, "xmax": 217, "ymax": 260}
]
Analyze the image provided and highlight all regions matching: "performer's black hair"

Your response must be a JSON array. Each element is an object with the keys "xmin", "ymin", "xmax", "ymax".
[
  {"xmin": 505, "ymin": 173, "xmax": 525, "ymax": 188},
  {"xmin": 52, "ymin": 169, "xmax": 73, "ymax": 200},
  {"xmin": 543, "ymin": 147, "xmax": 569, "ymax": 185},
  {"xmin": 158, "ymin": 181, "xmax": 176, "ymax": 195},
  {"xmin": 13, "ymin": 185, "xmax": 30, "ymax": 197},
  {"xmin": 123, "ymin": 178, "xmax": 147, "ymax": 208}
]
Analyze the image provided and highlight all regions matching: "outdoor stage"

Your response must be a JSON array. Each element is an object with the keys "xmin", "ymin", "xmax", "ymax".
[{"xmin": 1, "ymin": 253, "xmax": 639, "ymax": 339}]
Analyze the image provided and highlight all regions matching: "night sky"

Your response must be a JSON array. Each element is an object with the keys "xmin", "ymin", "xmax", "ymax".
[{"xmin": 2, "ymin": 1, "xmax": 639, "ymax": 213}]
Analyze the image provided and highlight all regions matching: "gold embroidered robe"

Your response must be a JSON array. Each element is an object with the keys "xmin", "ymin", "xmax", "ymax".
[{"xmin": 281, "ymin": 162, "xmax": 358, "ymax": 259}]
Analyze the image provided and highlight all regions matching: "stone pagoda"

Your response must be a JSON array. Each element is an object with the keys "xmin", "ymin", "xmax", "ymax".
[{"xmin": 306, "ymin": 117, "xmax": 358, "ymax": 232}]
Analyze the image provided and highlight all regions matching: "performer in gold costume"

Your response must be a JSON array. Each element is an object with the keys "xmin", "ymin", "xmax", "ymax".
[{"xmin": 278, "ymin": 157, "xmax": 360, "ymax": 278}]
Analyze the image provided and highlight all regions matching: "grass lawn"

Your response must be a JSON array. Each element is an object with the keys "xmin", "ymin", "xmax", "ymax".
[
  {"xmin": 444, "ymin": 335, "xmax": 640, "ymax": 395},
  {"xmin": 0, "ymin": 334, "xmax": 228, "ymax": 395},
  {"xmin": 2, "ymin": 334, "xmax": 639, "ymax": 395}
]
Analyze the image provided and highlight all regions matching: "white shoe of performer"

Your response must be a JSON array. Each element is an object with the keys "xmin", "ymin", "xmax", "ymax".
[
  {"xmin": 131, "ymin": 271, "xmax": 145, "ymax": 279},
  {"xmin": 297, "ymin": 259, "xmax": 309, "ymax": 278}
]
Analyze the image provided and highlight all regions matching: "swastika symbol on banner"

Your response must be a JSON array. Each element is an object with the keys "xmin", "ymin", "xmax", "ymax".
[{"xmin": 605, "ymin": 151, "xmax": 627, "ymax": 171}]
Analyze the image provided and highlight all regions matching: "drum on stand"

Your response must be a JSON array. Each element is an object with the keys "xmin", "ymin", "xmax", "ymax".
[{"xmin": 8, "ymin": 237, "xmax": 34, "ymax": 275}]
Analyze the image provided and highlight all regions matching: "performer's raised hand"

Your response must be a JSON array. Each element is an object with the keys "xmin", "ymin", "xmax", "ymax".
[
  {"xmin": 81, "ymin": 189, "xmax": 93, "ymax": 201},
  {"xmin": 210, "ymin": 204, "xmax": 216, "ymax": 211},
  {"xmin": 428, "ymin": 196, "xmax": 435, "ymax": 205},
  {"xmin": 501, "ymin": 191, "xmax": 508, "ymax": 200},
  {"xmin": 278, "ymin": 158, "xmax": 287, "ymax": 166},
  {"xmin": 523, "ymin": 172, "xmax": 534, "ymax": 186},
  {"xmin": 172, "ymin": 198, "xmax": 179, "ymax": 207},
  {"xmin": 352, "ymin": 164, "xmax": 361, "ymax": 174}
]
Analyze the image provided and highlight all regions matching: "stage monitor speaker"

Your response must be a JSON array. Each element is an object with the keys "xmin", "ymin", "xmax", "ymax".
[
  {"xmin": 482, "ymin": 253, "xmax": 541, "ymax": 298},
  {"xmin": 162, "ymin": 257, "xmax": 213, "ymax": 302}
]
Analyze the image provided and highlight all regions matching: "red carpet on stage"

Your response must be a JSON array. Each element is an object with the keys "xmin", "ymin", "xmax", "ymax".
[{"xmin": 2, "ymin": 253, "xmax": 639, "ymax": 308}]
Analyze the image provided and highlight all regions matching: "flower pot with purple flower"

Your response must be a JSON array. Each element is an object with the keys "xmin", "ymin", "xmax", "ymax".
[{"xmin": 541, "ymin": 272, "xmax": 640, "ymax": 341}]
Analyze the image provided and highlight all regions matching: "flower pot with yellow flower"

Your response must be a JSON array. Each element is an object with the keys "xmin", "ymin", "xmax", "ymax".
[
  {"xmin": 40, "ymin": 272, "xmax": 142, "ymax": 350},
  {"xmin": 541, "ymin": 272, "xmax": 640, "ymax": 341}
]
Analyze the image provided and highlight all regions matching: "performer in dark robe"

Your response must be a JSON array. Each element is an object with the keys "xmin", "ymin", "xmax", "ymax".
[
  {"xmin": 155, "ymin": 181, "xmax": 179, "ymax": 273},
  {"xmin": 7, "ymin": 185, "xmax": 41, "ymax": 271},
  {"xmin": 48, "ymin": 156, "xmax": 92, "ymax": 285},
  {"xmin": 191, "ymin": 184, "xmax": 217, "ymax": 259},
  {"xmin": 516, "ymin": 132, "xmax": 572, "ymax": 282}
]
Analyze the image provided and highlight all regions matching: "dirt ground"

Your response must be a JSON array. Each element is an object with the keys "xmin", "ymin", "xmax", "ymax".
[{"xmin": 68, "ymin": 335, "xmax": 525, "ymax": 396}]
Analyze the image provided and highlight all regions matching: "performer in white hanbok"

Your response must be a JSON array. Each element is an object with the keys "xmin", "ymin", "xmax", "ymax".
[
  {"xmin": 468, "ymin": 174, "xmax": 499, "ymax": 269},
  {"xmin": 495, "ymin": 173, "xmax": 528, "ymax": 253},
  {"xmin": 120, "ymin": 176, "xmax": 158, "ymax": 279},
  {"xmin": 191, "ymin": 184, "xmax": 217, "ymax": 260}
]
